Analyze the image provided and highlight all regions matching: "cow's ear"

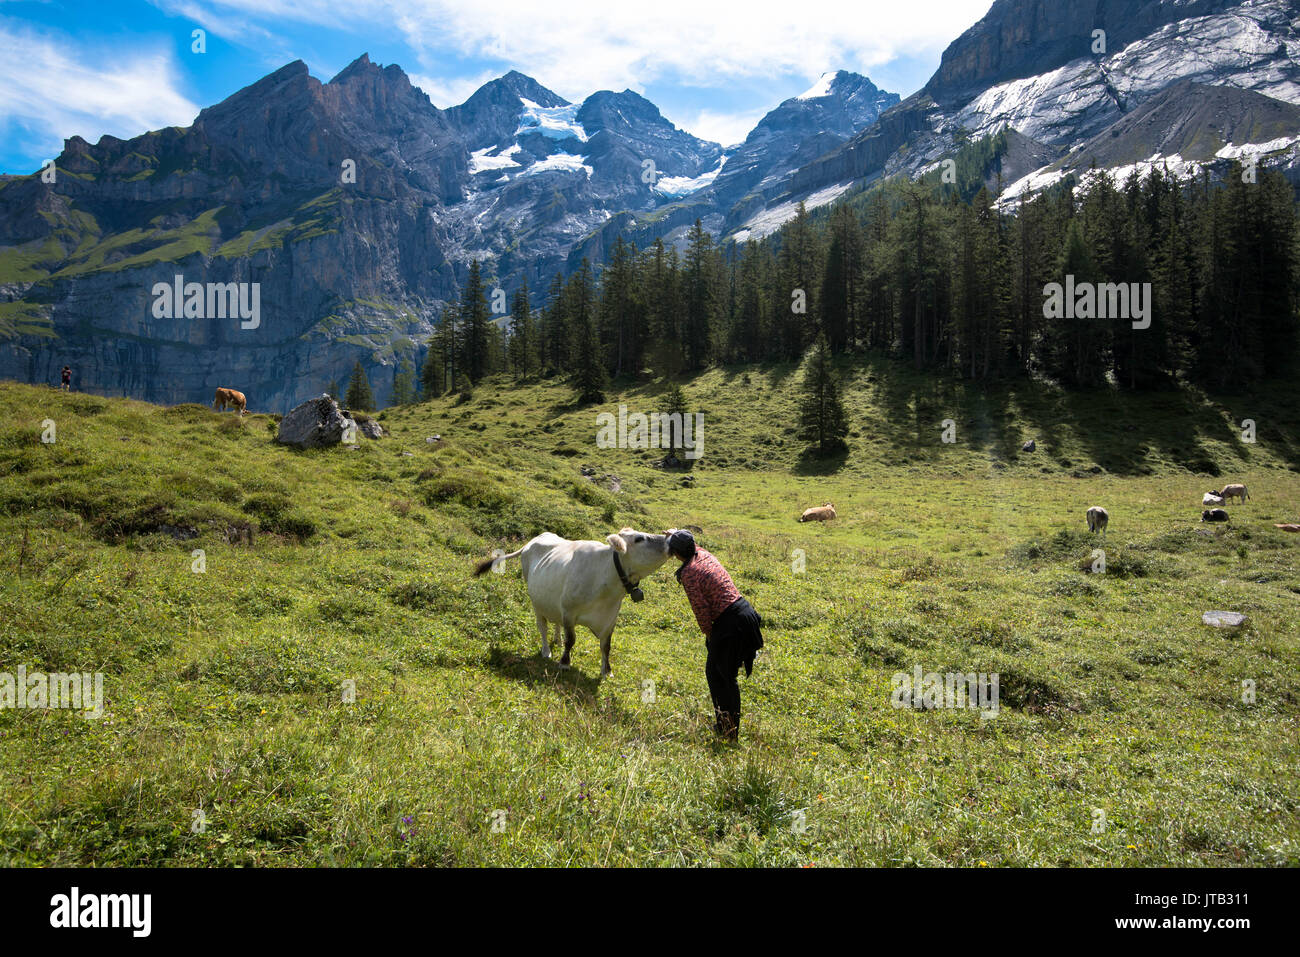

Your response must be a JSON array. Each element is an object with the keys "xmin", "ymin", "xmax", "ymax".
[{"xmin": 607, "ymin": 533, "xmax": 627, "ymax": 553}]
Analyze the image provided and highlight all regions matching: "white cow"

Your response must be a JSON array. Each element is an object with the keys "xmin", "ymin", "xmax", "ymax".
[
  {"xmin": 473, "ymin": 527, "xmax": 672, "ymax": 678},
  {"xmin": 1086, "ymin": 506, "xmax": 1109, "ymax": 537},
  {"xmin": 1203, "ymin": 492, "xmax": 1225, "ymax": 507},
  {"xmin": 1220, "ymin": 483, "xmax": 1250, "ymax": 505}
]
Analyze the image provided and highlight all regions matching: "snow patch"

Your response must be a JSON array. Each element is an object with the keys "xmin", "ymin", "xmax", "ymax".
[
  {"xmin": 516, "ymin": 98, "xmax": 590, "ymax": 143},
  {"xmin": 468, "ymin": 144, "xmax": 522, "ymax": 174},
  {"xmin": 797, "ymin": 71, "xmax": 839, "ymax": 100},
  {"xmin": 995, "ymin": 166, "xmax": 1070, "ymax": 208},
  {"xmin": 652, "ymin": 155, "xmax": 727, "ymax": 198},
  {"xmin": 735, "ymin": 182, "xmax": 854, "ymax": 240},
  {"xmin": 1216, "ymin": 135, "xmax": 1300, "ymax": 159},
  {"xmin": 1078, "ymin": 153, "xmax": 1202, "ymax": 191},
  {"xmin": 519, "ymin": 152, "xmax": 593, "ymax": 178}
]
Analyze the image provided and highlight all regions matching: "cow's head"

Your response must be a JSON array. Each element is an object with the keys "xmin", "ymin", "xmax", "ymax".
[{"xmin": 607, "ymin": 527, "xmax": 672, "ymax": 578}]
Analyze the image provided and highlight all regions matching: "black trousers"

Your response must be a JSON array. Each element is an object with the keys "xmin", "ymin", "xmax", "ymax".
[{"xmin": 705, "ymin": 598, "xmax": 762, "ymax": 739}]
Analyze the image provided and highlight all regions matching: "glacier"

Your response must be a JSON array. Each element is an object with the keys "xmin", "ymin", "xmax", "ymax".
[{"xmin": 516, "ymin": 98, "xmax": 590, "ymax": 142}]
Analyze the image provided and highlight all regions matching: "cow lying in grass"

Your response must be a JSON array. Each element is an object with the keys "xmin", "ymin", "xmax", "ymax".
[
  {"xmin": 1203, "ymin": 508, "xmax": 1230, "ymax": 522},
  {"xmin": 1203, "ymin": 492, "xmax": 1225, "ymax": 507},
  {"xmin": 213, "ymin": 387, "xmax": 249, "ymax": 415},
  {"xmin": 799, "ymin": 503, "xmax": 836, "ymax": 522},
  {"xmin": 474, "ymin": 528, "xmax": 672, "ymax": 678}
]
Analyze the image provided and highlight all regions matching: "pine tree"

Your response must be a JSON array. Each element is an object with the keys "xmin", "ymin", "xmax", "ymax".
[
  {"xmin": 344, "ymin": 360, "xmax": 375, "ymax": 412},
  {"xmin": 663, "ymin": 383, "xmax": 688, "ymax": 452},
  {"xmin": 798, "ymin": 334, "xmax": 849, "ymax": 457},
  {"xmin": 643, "ymin": 239, "xmax": 684, "ymax": 377},
  {"xmin": 422, "ymin": 301, "xmax": 459, "ymax": 397},
  {"xmin": 683, "ymin": 220, "xmax": 718, "ymax": 369},
  {"xmin": 540, "ymin": 272, "xmax": 567, "ymax": 376},
  {"xmin": 820, "ymin": 203, "xmax": 863, "ymax": 352},
  {"xmin": 777, "ymin": 202, "xmax": 821, "ymax": 360},
  {"xmin": 568, "ymin": 259, "xmax": 606, "ymax": 403},
  {"xmin": 600, "ymin": 235, "xmax": 639, "ymax": 376},
  {"xmin": 325, "ymin": 379, "xmax": 340, "ymax": 401},
  {"xmin": 460, "ymin": 260, "xmax": 491, "ymax": 383},
  {"xmin": 508, "ymin": 279, "xmax": 537, "ymax": 379},
  {"xmin": 392, "ymin": 359, "xmax": 415, "ymax": 405}
]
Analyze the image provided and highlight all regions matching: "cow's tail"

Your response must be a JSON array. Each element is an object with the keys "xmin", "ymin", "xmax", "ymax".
[{"xmin": 473, "ymin": 548, "xmax": 524, "ymax": 577}]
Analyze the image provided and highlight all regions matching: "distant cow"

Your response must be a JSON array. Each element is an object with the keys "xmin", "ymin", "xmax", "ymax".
[
  {"xmin": 1220, "ymin": 483, "xmax": 1249, "ymax": 505},
  {"xmin": 1273, "ymin": 524, "xmax": 1300, "ymax": 533},
  {"xmin": 799, "ymin": 503, "xmax": 836, "ymax": 522},
  {"xmin": 213, "ymin": 387, "xmax": 249, "ymax": 415},
  {"xmin": 1202, "ymin": 492, "xmax": 1225, "ymax": 507},
  {"xmin": 1086, "ymin": 506, "xmax": 1108, "ymax": 536},
  {"xmin": 1202, "ymin": 508, "xmax": 1230, "ymax": 523},
  {"xmin": 473, "ymin": 527, "xmax": 672, "ymax": 678}
]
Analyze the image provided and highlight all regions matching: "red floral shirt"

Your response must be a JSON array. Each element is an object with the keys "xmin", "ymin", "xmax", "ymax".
[{"xmin": 678, "ymin": 547, "xmax": 741, "ymax": 637}]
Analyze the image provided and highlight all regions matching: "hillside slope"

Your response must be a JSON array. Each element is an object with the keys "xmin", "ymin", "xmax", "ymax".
[{"xmin": 1, "ymin": 365, "xmax": 1298, "ymax": 866}]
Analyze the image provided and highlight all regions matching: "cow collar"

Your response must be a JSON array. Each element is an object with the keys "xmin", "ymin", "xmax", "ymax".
[{"xmin": 611, "ymin": 551, "xmax": 645, "ymax": 602}]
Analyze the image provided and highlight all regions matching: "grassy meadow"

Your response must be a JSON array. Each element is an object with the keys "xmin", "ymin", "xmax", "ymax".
[{"xmin": 1, "ymin": 360, "xmax": 1298, "ymax": 866}]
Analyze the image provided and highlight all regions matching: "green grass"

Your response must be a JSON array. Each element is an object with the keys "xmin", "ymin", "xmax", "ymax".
[{"xmin": 0, "ymin": 364, "xmax": 1297, "ymax": 866}]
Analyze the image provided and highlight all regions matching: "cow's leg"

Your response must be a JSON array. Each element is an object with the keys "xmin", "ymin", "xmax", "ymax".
[
  {"xmin": 535, "ymin": 609, "xmax": 551, "ymax": 659},
  {"xmin": 559, "ymin": 617, "xmax": 576, "ymax": 669},
  {"xmin": 599, "ymin": 629, "xmax": 614, "ymax": 679}
]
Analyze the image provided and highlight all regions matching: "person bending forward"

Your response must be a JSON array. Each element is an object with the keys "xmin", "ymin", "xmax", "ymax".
[{"xmin": 667, "ymin": 530, "xmax": 764, "ymax": 742}]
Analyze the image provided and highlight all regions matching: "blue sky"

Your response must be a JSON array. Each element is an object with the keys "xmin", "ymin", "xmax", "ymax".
[{"xmin": 0, "ymin": 0, "xmax": 993, "ymax": 173}]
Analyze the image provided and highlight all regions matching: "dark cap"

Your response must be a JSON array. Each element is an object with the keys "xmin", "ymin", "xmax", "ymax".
[{"xmin": 668, "ymin": 529, "xmax": 696, "ymax": 561}]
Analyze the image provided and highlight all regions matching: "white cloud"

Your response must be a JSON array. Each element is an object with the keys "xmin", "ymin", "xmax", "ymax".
[
  {"xmin": 153, "ymin": 0, "xmax": 989, "ymax": 99},
  {"xmin": 683, "ymin": 108, "xmax": 770, "ymax": 148},
  {"xmin": 0, "ymin": 21, "xmax": 200, "ymax": 166},
  {"xmin": 408, "ymin": 70, "xmax": 500, "ymax": 108}
]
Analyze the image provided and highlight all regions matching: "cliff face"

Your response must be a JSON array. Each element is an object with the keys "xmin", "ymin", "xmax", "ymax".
[
  {"xmin": 923, "ymin": 0, "xmax": 1235, "ymax": 106},
  {"xmin": 5, "ymin": 0, "xmax": 1300, "ymax": 409},
  {"xmin": 767, "ymin": 0, "xmax": 1300, "ymax": 216},
  {"xmin": 0, "ymin": 55, "xmax": 726, "ymax": 411}
]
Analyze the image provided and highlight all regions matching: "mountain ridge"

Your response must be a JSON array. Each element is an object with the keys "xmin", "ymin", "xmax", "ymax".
[{"xmin": 5, "ymin": 0, "xmax": 1300, "ymax": 411}]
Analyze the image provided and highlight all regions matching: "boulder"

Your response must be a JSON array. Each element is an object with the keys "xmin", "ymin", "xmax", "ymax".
[
  {"xmin": 1202, "ymin": 611, "xmax": 1247, "ymax": 628},
  {"xmin": 356, "ymin": 418, "xmax": 385, "ymax": 439},
  {"xmin": 276, "ymin": 396, "xmax": 357, "ymax": 449},
  {"xmin": 1022, "ymin": 439, "xmax": 1036, "ymax": 452}
]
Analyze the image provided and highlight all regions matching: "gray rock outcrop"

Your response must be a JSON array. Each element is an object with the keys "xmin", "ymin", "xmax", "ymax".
[{"xmin": 276, "ymin": 396, "xmax": 356, "ymax": 448}]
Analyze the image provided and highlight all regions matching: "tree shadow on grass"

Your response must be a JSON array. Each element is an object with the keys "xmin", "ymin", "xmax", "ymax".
[
  {"xmin": 1050, "ymin": 387, "xmax": 1227, "ymax": 476},
  {"xmin": 485, "ymin": 643, "xmax": 601, "ymax": 703},
  {"xmin": 793, "ymin": 445, "xmax": 849, "ymax": 476}
]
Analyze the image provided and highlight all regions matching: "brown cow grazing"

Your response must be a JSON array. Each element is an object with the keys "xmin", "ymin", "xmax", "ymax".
[
  {"xmin": 1220, "ymin": 483, "xmax": 1249, "ymax": 505},
  {"xmin": 213, "ymin": 387, "xmax": 249, "ymax": 415},
  {"xmin": 799, "ymin": 503, "xmax": 836, "ymax": 522}
]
